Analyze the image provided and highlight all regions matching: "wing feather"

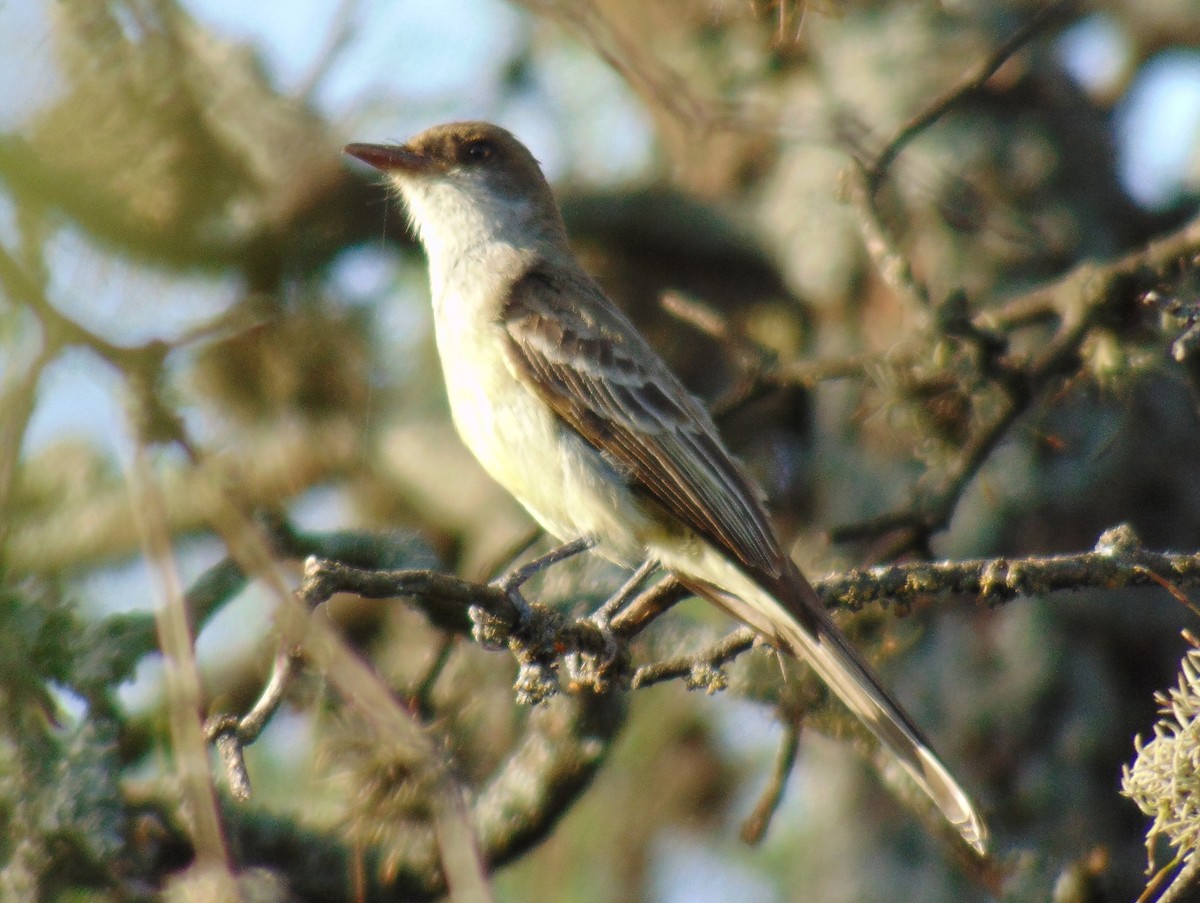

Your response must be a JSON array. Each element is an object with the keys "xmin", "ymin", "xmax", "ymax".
[
  {"xmin": 500, "ymin": 264, "xmax": 781, "ymax": 577},
  {"xmin": 499, "ymin": 262, "xmax": 989, "ymax": 855}
]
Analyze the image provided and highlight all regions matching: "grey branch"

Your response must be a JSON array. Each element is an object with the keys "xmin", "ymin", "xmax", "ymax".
[
  {"xmin": 821, "ymin": 524, "xmax": 1200, "ymax": 612},
  {"xmin": 195, "ymin": 520, "xmax": 1200, "ymax": 898}
]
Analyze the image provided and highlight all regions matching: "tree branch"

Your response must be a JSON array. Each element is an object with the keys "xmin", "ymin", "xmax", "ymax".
[{"xmin": 865, "ymin": 0, "xmax": 1079, "ymax": 193}]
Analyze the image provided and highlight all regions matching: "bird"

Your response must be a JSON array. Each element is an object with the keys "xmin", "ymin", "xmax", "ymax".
[{"xmin": 344, "ymin": 121, "xmax": 987, "ymax": 855}]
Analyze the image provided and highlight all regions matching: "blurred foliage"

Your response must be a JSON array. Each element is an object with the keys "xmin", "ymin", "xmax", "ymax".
[
  {"xmin": 0, "ymin": 583, "xmax": 152, "ymax": 900},
  {"xmin": 2, "ymin": 0, "xmax": 1200, "ymax": 901}
]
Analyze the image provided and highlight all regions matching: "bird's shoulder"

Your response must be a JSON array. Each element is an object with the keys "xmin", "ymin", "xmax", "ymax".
[
  {"xmin": 499, "ymin": 259, "xmax": 689, "ymax": 401},
  {"xmin": 498, "ymin": 258, "xmax": 784, "ymax": 578}
]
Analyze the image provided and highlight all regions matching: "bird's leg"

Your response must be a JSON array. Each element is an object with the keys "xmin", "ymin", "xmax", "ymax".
[
  {"xmin": 591, "ymin": 559, "xmax": 659, "ymax": 632},
  {"xmin": 492, "ymin": 536, "xmax": 596, "ymax": 619},
  {"xmin": 564, "ymin": 560, "xmax": 661, "ymax": 692},
  {"xmin": 561, "ymin": 557, "xmax": 657, "ymax": 691},
  {"xmin": 481, "ymin": 536, "xmax": 597, "ymax": 703}
]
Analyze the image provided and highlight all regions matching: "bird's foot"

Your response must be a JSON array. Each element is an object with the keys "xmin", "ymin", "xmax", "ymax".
[{"xmin": 490, "ymin": 536, "xmax": 596, "ymax": 624}]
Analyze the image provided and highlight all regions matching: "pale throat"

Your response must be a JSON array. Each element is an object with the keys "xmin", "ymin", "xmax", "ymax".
[{"xmin": 396, "ymin": 178, "xmax": 549, "ymax": 293}]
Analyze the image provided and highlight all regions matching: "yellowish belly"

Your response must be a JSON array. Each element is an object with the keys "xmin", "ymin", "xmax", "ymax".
[{"xmin": 434, "ymin": 313, "xmax": 651, "ymax": 565}]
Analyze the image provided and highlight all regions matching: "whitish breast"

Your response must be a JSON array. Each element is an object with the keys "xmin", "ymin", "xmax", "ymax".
[{"xmin": 429, "ymin": 250, "xmax": 651, "ymax": 563}]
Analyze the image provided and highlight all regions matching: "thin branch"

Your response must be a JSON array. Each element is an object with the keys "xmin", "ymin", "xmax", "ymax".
[
  {"xmin": 844, "ymin": 167, "xmax": 932, "ymax": 309},
  {"xmin": 658, "ymin": 290, "xmax": 784, "ymax": 419},
  {"xmin": 201, "ymin": 541, "xmax": 625, "ymax": 898},
  {"xmin": 516, "ymin": 0, "xmax": 866, "ymax": 147},
  {"xmin": 836, "ymin": 2, "xmax": 1080, "ymax": 320},
  {"xmin": 632, "ymin": 628, "xmax": 758, "ymax": 691},
  {"xmin": 866, "ymin": 0, "xmax": 1079, "ymax": 193},
  {"xmin": 7, "ymin": 420, "xmax": 364, "ymax": 575},
  {"xmin": 0, "ymin": 242, "xmax": 158, "ymax": 372},
  {"xmin": 740, "ymin": 716, "xmax": 801, "ymax": 845},
  {"xmin": 610, "ymin": 574, "xmax": 689, "ymax": 637},
  {"xmin": 208, "ymin": 520, "xmax": 496, "ymax": 900},
  {"xmin": 831, "ymin": 372, "xmax": 1026, "ymax": 554},
  {"xmin": 1157, "ymin": 854, "xmax": 1200, "ymax": 903},
  {"xmin": 296, "ymin": 0, "xmax": 362, "ymax": 102},
  {"xmin": 0, "ymin": 340, "xmax": 54, "ymax": 560},
  {"xmin": 833, "ymin": 211, "xmax": 1200, "ymax": 551},
  {"xmin": 203, "ymin": 686, "xmax": 626, "ymax": 902},
  {"xmin": 126, "ymin": 429, "xmax": 233, "ymax": 874},
  {"xmin": 205, "ymin": 648, "xmax": 300, "ymax": 801},
  {"xmin": 413, "ymin": 634, "xmax": 458, "ymax": 721},
  {"xmin": 659, "ymin": 290, "xmax": 766, "ymax": 367},
  {"xmin": 479, "ymin": 526, "xmax": 543, "ymax": 582},
  {"xmin": 1136, "ymin": 854, "xmax": 1185, "ymax": 903},
  {"xmin": 517, "ymin": 0, "xmax": 758, "ymax": 137},
  {"xmin": 823, "ymin": 524, "xmax": 1200, "ymax": 610}
]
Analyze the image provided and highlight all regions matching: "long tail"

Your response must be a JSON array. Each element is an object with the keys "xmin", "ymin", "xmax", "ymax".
[{"xmin": 663, "ymin": 543, "xmax": 988, "ymax": 856}]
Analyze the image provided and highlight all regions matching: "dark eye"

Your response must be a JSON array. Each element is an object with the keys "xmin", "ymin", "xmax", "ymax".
[{"xmin": 463, "ymin": 139, "xmax": 495, "ymax": 163}]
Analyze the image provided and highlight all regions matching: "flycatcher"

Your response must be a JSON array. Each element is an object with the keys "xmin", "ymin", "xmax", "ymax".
[{"xmin": 345, "ymin": 122, "xmax": 987, "ymax": 855}]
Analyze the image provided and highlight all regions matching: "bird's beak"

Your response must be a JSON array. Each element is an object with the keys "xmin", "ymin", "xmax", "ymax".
[{"xmin": 344, "ymin": 142, "xmax": 435, "ymax": 174}]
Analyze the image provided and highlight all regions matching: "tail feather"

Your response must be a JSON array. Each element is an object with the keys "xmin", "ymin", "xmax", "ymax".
[
  {"xmin": 665, "ymin": 544, "xmax": 988, "ymax": 856},
  {"xmin": 774, "ymin": 591, "xmax": 988, "ymax": 855}
]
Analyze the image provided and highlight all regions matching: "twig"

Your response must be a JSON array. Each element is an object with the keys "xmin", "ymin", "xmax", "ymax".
[
  {"xmin": 662, "ymin": 292, "xmax": 753, "ymax": 355},
  {"xmin": 297, "ymin": 558, "xmax": 519, "ymax": 632},
  {"xmin": 296, "ymin": 0, "xmax": 362, "ymax": 102},
  {"xmin": 127, "ymin": 429, "xmax": 233, "ymax": 872},
  {"xmin": 824, "ymin": 524, "xmax": 1200, "ymax": 610},
  {"xmin": 833, "ymin": 212, "xmax": 1200, "ymax": 551},
  {"xmin": 610, "ymin": 574, "xmax": 689, "ymax": 637},
  {"xmin": 1137, "ymin": 569, "xmax": 1200, "ymax": 621},
  {"xmin": 659, "ymin": 289, "xmax": 782, "ymax": 418},
  {"xmin": 740, "ymin": 716, "xmax": 801, "ymax": 845},
  {"xmin": 492, "ymin": 537, "xmax": 596, "ymax": 612},
  {"xmin": 592, "ymin": 559, "xmax": 659, "ymax": 626},
  {"xmin": 1155, "ymin": 854, "xmax": 1200, "ymax": 903},
  {"xmin": 844, "ymin": 167, "xmax": 931, "ymax": 309},
  {"xmin": 201, "ymin": 549, "xmax": 626, "ymax": 899},
  {"xmin": 205, "ymin": 648, "xmax": 300, "ymax": 800},
  {"xmin": 479, "ymin": 525, "xmax": 543, "ymax": 582},
  {"xmin": 1136, "ymin": 854, "xmax": 1184, "ymax": 903},
  {"xmin": 519, "ymin": 0, "xmax": 746, "ymax": 135},
  {"xmin": 866, "ymin": 0, "xmax": 1078, "ymax": 193},
  {"xmin": 625, "ymin": 525, "xmax": 1200, "ymax": 693},
  {"xmin": 0, "ymin": 341, "xmax": 54, "ymax": 559},
  {"xmin": 413, "ymin": 634, "xmax": 458, "ymax": 721},
  {"xmin": 0, "ymin": 244, "xmax": 186, "ymax": 438},
  {"xmin": 841, "ymin": 1, "xmax": 1078, "ymax": 314},
  {"xmin": 632, "ymin": 627, "xmax": 758, "ymax": 691},
  {"xmin": 829, "ymin": 380, "xmax": 1025, "ymax": 553}
]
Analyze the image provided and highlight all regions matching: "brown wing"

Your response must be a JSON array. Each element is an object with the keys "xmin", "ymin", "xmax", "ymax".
[
  {"xmin": 502, "ymin": 265, "xmax": 990, "ymax": 856},
  {"xmin": 501, "ymin": 263, "xmax": 783, "ymax": 578}
]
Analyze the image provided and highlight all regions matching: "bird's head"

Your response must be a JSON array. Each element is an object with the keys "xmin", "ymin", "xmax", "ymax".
[{"xmin": 345, "ymin": 122, "xmax": 566, "ymax": 258}]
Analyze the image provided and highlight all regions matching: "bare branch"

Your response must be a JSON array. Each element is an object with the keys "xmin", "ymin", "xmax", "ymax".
[
  {"xmin": 824, "ymin": 524, "xmax": 1200, "ymax": 610},
  {"xmin": 127, "ymin": 430, "xmax": 233, "ymax": 873},
  {"xmin": 205, "ymin": 648, "xmax": 300, "ymax": 801},
  {"xmin": 833, "ymin": 211, "xmax": 1200, "ymax": 551},
  {"xmin": 295, "ymin": 0, "xmax": 362, "ymax": 103},
  {"xmin": 632, "ymin": 628, "xmax": 758, "ymax": 691},
  {"xmin": 865, "ymin": 0, "xmax": 1079, "ymax": 193},
  {"xmin": 740, "ymin": 716, "xmax": 801, "ymax": 845},
  {"xmin": 844, "ymin": 166, "xmax": 932, "ymax": 310}
]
